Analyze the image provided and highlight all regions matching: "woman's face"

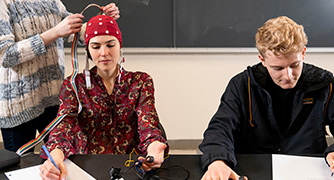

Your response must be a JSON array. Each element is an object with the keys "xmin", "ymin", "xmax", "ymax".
[{"xmin": 88, "ymin": 35, "xmax": 121, "ymax": 74}]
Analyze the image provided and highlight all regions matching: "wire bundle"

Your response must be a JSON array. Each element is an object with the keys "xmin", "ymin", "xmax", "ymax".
[{"xmin": 16, "ymin": 4, "xmax": 103, "ymax": 156}]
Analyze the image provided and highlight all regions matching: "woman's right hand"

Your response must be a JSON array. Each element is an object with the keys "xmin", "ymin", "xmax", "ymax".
[{"xmin": 39, "ymin": 149, "xmax": 67, "ymax": 180}]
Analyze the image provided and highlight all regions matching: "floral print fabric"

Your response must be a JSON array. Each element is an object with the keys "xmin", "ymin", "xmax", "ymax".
[{"xmin": 41, "ymin": 67, "xmax": 167, "ymax": 158}]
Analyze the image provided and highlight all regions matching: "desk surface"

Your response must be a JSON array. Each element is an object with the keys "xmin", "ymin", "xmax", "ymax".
[{"xmin": 0, "ymin": 154, "xmax": 272, "ymax": 179}]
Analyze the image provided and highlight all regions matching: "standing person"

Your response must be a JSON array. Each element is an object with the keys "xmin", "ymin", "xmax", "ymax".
[
  {"xmin": 38, "ymin": 14, "xmax": 168, "ymax": 180},
  {"xmin": 0, "ymin": 0, "xmax": 120, "ymax": 152},
  {"xmin": 199, "ymin": 16, "xmax": 334, "ymax": 180}
]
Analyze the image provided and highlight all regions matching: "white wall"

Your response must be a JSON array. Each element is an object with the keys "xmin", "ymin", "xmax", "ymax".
[{"xmin": 64, "ymin": 48, "xmax": 334, "ymax": 140}]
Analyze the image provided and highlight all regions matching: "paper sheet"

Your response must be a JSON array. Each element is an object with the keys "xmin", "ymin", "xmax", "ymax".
[
  {"xmin": 5, "ymin": 159, "xmax": 96, "ymax": 180},
  {"xmin": 272, "ymin": 154, "xmax": 334, "ymax": 180}
]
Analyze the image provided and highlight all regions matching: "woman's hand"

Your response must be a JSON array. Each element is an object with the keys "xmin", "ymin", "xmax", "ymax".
[
  {"xmin": 53, "ymin": 14, "xmax": 84, "ymax": 38},
  {"xmin": 138, "ymin": 141, "xmax": 167, "ymax": 171},
  {"xmin": 40, "ymin": 13, "xmax": 84, "ymax": 46},
  {"xmin": 102, "ymin": 3, "xmax": 120, "ymax": 20},
  {"xmin": 39, "ymin": 149, "xmax": 67, "ymax": 180}
]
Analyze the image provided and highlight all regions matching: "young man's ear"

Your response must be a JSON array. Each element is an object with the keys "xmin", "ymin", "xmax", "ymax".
[
  {"xmin": 258, "ymin": 54, "xmax": 266, "ymax": 67},
  {"xmin": 302, "ymin": 46, "xmax": 306, "ymax": 59}
]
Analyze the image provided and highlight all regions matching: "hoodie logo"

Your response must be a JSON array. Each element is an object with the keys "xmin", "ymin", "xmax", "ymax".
[{"xmin": 303, "ymin": 98, "xmax": 314, "ymax": 104}]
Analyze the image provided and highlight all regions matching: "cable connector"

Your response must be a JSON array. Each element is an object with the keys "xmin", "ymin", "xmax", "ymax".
[{"xmin": 110, "ymin": 167, "xmax": 124, "ymax": 180}]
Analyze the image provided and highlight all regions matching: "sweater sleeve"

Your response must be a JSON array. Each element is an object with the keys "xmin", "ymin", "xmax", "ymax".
[
  {"xmin": 0, "ymin": 7, "xmax": 47, "ymax": 68},
  {"xmin": 199, "ymin": 76, "xmax": 245, "ymax": 170},
  {"xmin": 0, "ymin": 0, "xmax": 71, "ymax": 68},
  {"xmin": 136, "ymin": 74, "xmax": 169, "ymax": 154},
  {"xmin": 40, "ymin": 77, "xmax": 88, "ymax": 159},
  {"xmin": 56, "ymin": 0, "xmax": 71, "ymax": 19}
]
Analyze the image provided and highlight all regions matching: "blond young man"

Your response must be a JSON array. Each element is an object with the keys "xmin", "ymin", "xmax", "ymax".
[{"xmin": 199, "ymin": 16, "xmax": 334, "ymax": 180}]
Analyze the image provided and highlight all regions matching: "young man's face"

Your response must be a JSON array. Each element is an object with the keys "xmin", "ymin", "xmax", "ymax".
[{"xmin": 259, "ymin": 47, "xmax": 306, "ymax": 89}]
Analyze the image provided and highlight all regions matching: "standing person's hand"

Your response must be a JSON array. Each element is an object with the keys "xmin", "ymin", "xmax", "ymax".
[
  {"xmin": 40, "ymin": 13, "xmax": 84, "ymax": 46},
  {"xmin": 53, "ymin": 14, "xmax": 84, "ymax": 38},
  {"xmin": 102, "ymin": 3, "xmax": 120, "ymax": 20},
  {"xmin": 201, "ymin": 160, "xmax": 248, "ymax": 180}
]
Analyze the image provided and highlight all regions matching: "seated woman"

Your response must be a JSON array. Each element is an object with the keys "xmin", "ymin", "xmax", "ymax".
[{"xmin": 39, "ymin": 15, "xmax": 168, "ymax": 180}]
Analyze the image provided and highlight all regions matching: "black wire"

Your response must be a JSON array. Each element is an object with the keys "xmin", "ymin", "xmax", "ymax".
[
  {"xmin": 140, "ymin": 165, "xmax": 190, "ymax": 180},
  {"xmin": 122, "ymin": 159, "xmax": 144, "ymax": 174},
  {"xmin": 111, "ymin": 156, "xmax": 190, "ymax": 180}
]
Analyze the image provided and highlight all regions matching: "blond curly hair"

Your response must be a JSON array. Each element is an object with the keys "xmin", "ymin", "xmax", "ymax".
[{"xmin": 255, "ymin": 16, "xmax": 308, "ymax": 57}]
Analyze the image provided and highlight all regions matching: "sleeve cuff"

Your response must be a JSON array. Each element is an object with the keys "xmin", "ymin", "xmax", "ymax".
[
  {"xmin": 201, "ymin": 152, "xmax": 237, "ymax": 171},
  {"xmin": 32, "ymin": 34, "xmax": 47, "ymax": 56}
]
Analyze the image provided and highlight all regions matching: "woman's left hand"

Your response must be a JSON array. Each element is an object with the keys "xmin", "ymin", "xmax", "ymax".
[
  {"xmin": 102, "ymin": 3, "xmax": 120, "ymax": 20},
  {"xmin": 138, "ymin": 141, "xmax": 167, "ymax": 171}
]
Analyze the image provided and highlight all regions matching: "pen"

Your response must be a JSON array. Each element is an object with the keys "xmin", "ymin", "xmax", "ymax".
[{"xmin": 42, "ymin": 145, "xmax": 61, "ymax": 172}]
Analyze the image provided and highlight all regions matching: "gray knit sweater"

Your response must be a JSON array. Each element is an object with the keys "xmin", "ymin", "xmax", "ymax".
[{"xmin": 0, "ymin": 0, "xmax": 70, "ymax": 128}]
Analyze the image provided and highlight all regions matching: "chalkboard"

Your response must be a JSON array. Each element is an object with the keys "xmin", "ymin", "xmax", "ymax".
[
  {"xmin": 175, "ymin": 0, "xmax": 334, "ymax": 47},
  {"xmin": 62, "ymin": 0, "xmax": 173, "ymax": 47},
  {"xmin": 62, "ymin": 0, "xmax": 334, "ymax": 47}
]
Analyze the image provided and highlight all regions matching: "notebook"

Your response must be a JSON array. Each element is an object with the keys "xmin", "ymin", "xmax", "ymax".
[{"xmin": 5, "ymin": 158, "xmax": 96, "ymax": 180}]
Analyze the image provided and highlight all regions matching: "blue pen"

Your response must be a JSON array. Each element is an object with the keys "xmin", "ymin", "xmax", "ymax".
[{"xmin": 42, "ymin": 145, "xmax": 61, "ymax": 172}]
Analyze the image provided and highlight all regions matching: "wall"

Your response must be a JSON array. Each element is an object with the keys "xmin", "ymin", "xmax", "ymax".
[
  {"xmin": 1, "ymin": 48, "xmax": 333, "ymax": 147},
  {"xmin": 63, "ymin": 48, "xmax": 334, "ymax": 140}
]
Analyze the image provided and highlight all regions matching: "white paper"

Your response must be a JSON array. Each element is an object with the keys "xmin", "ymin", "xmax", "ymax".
[
  {"xmin": 272, "ymin": 154, "xmax": 334, "ymax": 180},
  {"xmin": 5, "ymin": 159, "xmax": 96, "ymax": 180}
]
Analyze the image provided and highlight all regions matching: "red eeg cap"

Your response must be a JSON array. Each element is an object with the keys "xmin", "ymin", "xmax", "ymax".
[{"xmin": 85, "ymin": 15, "xmax": 122, "ymax": 49}]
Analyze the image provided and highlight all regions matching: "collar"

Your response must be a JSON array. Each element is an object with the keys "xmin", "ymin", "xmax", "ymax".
[{"xmin": 248, "ymin": 62, "xmax": 333, "ymax": 93}]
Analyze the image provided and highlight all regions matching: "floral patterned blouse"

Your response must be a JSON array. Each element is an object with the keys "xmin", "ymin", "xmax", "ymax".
[{"xmin": 41, "ymin": 66, "xmax": 167, "ymax": 158}]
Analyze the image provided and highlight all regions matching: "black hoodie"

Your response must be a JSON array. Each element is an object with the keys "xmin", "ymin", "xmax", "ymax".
[{"xmin": 199, "ymin": 62, "xmax": 334, "ymax": 170}]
